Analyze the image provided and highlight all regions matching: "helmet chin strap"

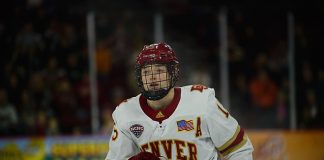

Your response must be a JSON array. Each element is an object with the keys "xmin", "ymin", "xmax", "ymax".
[{"xmin": 142, "ymin": 87, "xmax": 170, "ymax": 101}]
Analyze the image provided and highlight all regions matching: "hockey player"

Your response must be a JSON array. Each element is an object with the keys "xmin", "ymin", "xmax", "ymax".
[{"xmin": 105, "ymin": 42, "xmax": 253, "ymax": 160}]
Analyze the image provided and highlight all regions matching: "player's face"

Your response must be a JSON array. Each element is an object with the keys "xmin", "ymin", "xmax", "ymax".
[{"xmin": 141, "ymin": 64, "xmax": 170, "ymax": 91}]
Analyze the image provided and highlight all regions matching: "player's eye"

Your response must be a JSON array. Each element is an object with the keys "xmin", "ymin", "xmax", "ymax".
[
  {"xmin": 142, "ymin": 70, "xmax": 151, "ymax": 75},
  {"xmin": 156, "ymin": 67, "xmax": 166, "ymax": 73}
]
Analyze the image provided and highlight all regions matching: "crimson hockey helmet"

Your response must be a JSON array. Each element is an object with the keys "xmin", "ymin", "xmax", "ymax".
[{"xmin": 135, "ymin": 43, "xmax": 179, "ymax": 100}]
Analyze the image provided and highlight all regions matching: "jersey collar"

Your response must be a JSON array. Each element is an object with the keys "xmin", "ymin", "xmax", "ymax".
[{"xmin": 139, "ymin": 87, "xmax": 181, "ymax": 123}]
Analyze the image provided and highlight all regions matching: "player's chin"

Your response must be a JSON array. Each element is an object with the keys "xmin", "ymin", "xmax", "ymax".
[
  {"xmin": 149, "ymin": 85, "xmax": 170, "ymax": 91},
  {"xmin": 147, "ymin": 87, "xmax": 161, "ymax": 91}
]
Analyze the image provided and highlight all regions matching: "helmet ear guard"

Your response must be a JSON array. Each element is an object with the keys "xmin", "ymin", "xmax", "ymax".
[{"xmin": 135, "ymin": 43, "xmax": 179, "ymax": 100}]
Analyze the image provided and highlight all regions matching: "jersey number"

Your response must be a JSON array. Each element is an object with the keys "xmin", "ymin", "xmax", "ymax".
[
  {"xmin": 112, "ymin": 126, "xmax": 118, "ymax": 141},
  {"xmin": 191, "ymin": 84, "xmax": 208, "ymax": 92},
  {"xmin": 217, "ymin": 104, "xmax": 229, "ymax": 118}
]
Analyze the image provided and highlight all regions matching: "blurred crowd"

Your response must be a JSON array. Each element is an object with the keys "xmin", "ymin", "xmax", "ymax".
[{"xmin": 0, "ymin": 1, "xmax": 323, "ymax": 136}]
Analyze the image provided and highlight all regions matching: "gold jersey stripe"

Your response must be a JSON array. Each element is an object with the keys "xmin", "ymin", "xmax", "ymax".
[
  {"xmin": 221, "ymin": 134, "xmax": 248, "ymax": 156},
  {"xmin": 218, "ymin": 125, "xmax": 241, "ymax": 151}
]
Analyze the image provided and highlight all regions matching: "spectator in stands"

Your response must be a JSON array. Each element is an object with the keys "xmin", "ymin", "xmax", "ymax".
[
  {"xmin": 316, "ymin": 69, "xmax": 324, "ymax": 128},
  {"xmin": 298, "ymin": 62, "xmax": 317, "ymax": 128},
  {"xmin": 0, "ymin": 88, "xmax": 18, "ymax": 135},
  {"xmin": 47, "ymin": 117, "xmax": 60, "ymax": 136},
  {"xmin": 98, "ymin": 108, "xmax": 114, "ymax": 135},
  {"xmin": 12, "ymin": 22, "xmax": 45, "ymax": 72},
  {"xmin": 53, "ymin": 77, "xmax": 78, "ymax": 133},
  {"xmin": 231, "ymin": 74, "xmax": 250, "ymax": 128},
  {"xmin": 250, "ymin": 69, "xmax": 278, "ymax": 109},
  {"xmin": 42, "ymin": 56, "xmax": 64, "ymax": 92},
  {"xmin": 65, "ymin": 53, "xmax": 83, "ymax": 84},
  {"xmin": 188, "ymin": 65, "xmax": 212, "ymax": 87},
  {"xmin": 74, "ymin": 72, "xmax": 92, "ymax": 133},
  {"xmin": 249, "ymin": 68, "xmax": 278, "ymax": 128},
  {"xmin": 96, "ymin": 40, "xmax": 112, "ymax": 78},
  {"xmin": 29, "ymin": 72, "xmax": 51, "ymax": 111},
  {"xmin": 4, "ymin": 72, "xmax": 22, "ymax": 105},
  {"xmin": 301, "ymin": 90, "xmax": 320, "ymax": 128},
  {"xmin": 35, "ymin": 110, "xmax": 47, "ymax": 136},
  {"xmin": 275, "ymin": 89, "xmax": 288, "ymax": 128},
  {"xmin": 19, "ymin": 89, "xmax": 37, "ymax": 135}
]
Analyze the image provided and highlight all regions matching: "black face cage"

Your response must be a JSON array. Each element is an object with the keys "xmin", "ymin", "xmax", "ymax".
[{"xmin": 135, "ymin": 62, "xmax": 179, "ymax": 101}]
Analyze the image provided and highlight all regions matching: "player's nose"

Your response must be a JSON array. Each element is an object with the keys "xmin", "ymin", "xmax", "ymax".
[
  {"xmin": 150, "ymin": 73, "xmax": 159, "ymax": 81},
  {"xmin": 150, "ymin": 74, "xmax": 157, "ymax": 81}
]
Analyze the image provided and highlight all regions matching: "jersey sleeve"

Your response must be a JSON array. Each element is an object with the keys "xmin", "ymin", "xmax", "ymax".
[
  {"xmin": 205, "ymin": 88, "xmax": 253, "ymax": 160},
  {"xmin": 105, "ymin": 113, "xmax": 141, "ymax": 160}
]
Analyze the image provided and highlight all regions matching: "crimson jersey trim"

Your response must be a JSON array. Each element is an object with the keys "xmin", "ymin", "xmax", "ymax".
[
  {"xmin": 139, "ymin": 87, "xmax": 181, "ymax": 123},
  {"xmin": 218, "ymin": 126, "xmax": 247, "ymax": 156}
]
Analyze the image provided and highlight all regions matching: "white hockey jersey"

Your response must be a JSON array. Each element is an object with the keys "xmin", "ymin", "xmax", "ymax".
[{"xmin": 106, "ymin": 85, "xmax": 253, "ymax": 160}]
